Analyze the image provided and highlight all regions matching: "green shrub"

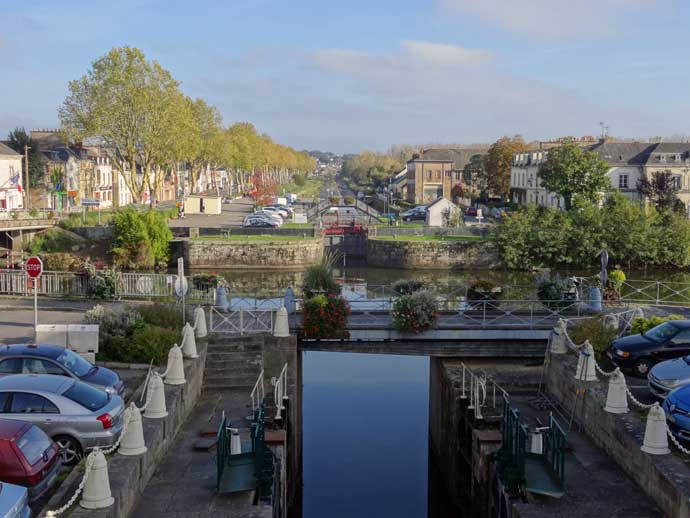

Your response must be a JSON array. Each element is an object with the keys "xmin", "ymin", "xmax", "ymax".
[
  {"xmin": 83, "ymin": 262, "xmax": 120, "ymax": 299},
  {"xmin": 392, "ymin": 279, "xmax": 427, "ymax": 296},
  {"xmin": 111, "ymin": 207, "xmax": 172, "ymax": 270},
  {"xmin": 302, "ymin": 295, "xmax": 350, "ymax": 339},
  {"xmin": 536, "ymin": 273, "xmax": 576, "ymax": 309},
  {"xmin": 302, "ymin": 254, "xmax": 341, "ymax": 298},
  {"xmin": 26, "ymin": 228, "xmax": 76, "ymax": 254},
  {"xmin": 569, "ymin": 316, "xmax": 619, "ymax": 359},
  {"xmin": 41, "ymin": 252, "xmax": 81, "ymax": 271},
  {"xmin": 137, "ymin": 304, "xmax": 181, "ymax": 330},
  {"xmin": 344, "ymin": 196, "xmax": 355, "ymax": 205},
  {"xmin": 630, "ymin": 315, "xmax": 684, "ymax": 336},
  {"xmin": 293, "ymin": 173, "xmax": 306, "ymax": 187},
  {"xmin": 85, "ymin": 305, "xmax": 144, "ymax": 359},
  {"xmin": 120, "ymin": 325, "xmax": 179, "ymax": 364},
  {"xmin": 392, "ymin": 290, "xmax": 438, "ymax": 334}
]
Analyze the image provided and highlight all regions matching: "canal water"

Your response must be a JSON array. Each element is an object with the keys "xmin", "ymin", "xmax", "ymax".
[{"xmin": 301, "ymin": 351, "xmax": 430, "ymax": 518}]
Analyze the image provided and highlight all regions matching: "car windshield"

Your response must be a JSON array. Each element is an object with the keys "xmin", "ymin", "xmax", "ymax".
[
  {"xmin": 55, "ymin": 349, "xmax": 92, "ymax": 377},
  {"xmin": 17, "ymin": 426, "xmax": 52, "ymax": 465},
  {"xmin": 645, "ymin": 322, "xmax": 680, "ymax": 343},
  {"xmin": 62, "ymin": 381, "xmax": 109, "ymax": 411}
]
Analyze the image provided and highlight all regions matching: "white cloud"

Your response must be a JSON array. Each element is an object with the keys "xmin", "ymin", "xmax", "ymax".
[
  {"xmin": 441, "ymin": 0, "xmax": 660, "ymax": 37},
  {"xmin": 401, "ymin": 41, "xmax": 492, "ymax": 66}
]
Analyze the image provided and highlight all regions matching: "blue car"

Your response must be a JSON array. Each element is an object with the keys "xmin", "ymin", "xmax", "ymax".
[{"xmin": 663, "ymin": 385, "xmax": 690, "ymax": 441}]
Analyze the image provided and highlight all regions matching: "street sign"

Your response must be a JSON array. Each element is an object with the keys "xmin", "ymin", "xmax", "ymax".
[
  {"xmin": 174, "ymin": 276, "xmax": 188, "ymax": 297},
  {"xmin": 81, "ymin": 199, "xmax": 100, "ymax": 206},
  {"xmin": 25, "ymin": 256, "xmax": 43, "ymax": 278}
]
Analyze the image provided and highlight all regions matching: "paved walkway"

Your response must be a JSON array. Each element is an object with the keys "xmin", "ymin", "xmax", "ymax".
[{"xmin": 129, "ymin": 391, "xmax": 272, "ymax": 518}]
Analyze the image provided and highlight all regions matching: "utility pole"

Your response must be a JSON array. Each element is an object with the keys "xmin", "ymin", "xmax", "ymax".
[{"xmin": 23, "ymin": 145, "xmax": 31, "ymax": 209}]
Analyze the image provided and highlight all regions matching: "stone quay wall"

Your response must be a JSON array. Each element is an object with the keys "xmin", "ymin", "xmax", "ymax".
[
  {"xmin": 366, "ymin": 238, "xmax": 502, "ymax": 269},
  {"xmin": 63, "ymin": 343, "xmax": 207, "ymax": 518},
  {"xmin": 545, "ymin": 350, "xmax": 690, "ymax": 518},
  {"xmin": 176, "ymin": 238, "xmax": 324, "ymax": 269}
]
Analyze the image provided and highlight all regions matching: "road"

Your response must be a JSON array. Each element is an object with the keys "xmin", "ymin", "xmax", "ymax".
[{"xmin": 169, "ymin": 198, "xmax": 255, "ymax": 229}]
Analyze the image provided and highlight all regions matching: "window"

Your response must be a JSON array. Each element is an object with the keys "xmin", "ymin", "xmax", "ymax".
[
  {"xmin": 10, "ymin": 393, "xmax": 59, "ymax": 414},
  {"xmin": 17, "ymin": 426, "xmax": 52, "ymax": 465},
  {"xmin": 0, "ymin": 359, "xmax": 21, "ymax": 374},
  {"xmin": 56, "ymin": 349, "xmax": 92, "ymax": 377},
  {"xmin": 22, "ymin": 358, "xmax": 68, "ymax": 376},
  {"xmin": 671, "ymin": 330, "xmax": 690, "ymax": 346},
  {"xmin": 618, "ymin": 175, "xmax": 629, "ymax": 189},
  {"xmin": 63, "ymin": 381, "xmax": 108, "ymax": 411},
  {"xmin": 673, "ymin": 176, "xmax": 683, "ymax": 190},
  {"xmin": 0, "ymin": 393, "xmax": 8, "ymax": 412}
]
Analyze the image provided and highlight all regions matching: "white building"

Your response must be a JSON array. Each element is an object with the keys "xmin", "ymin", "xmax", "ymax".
[
  {"xmin": 0, "ymin": 143, "xmax": 23, "ymax": 210},
  {"xmin": 426, "ymin": 197, "xmax": 459, "ymax": 227}
]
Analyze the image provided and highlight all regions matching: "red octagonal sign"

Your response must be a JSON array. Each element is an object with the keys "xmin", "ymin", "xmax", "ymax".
[{"xmin": 25, "ymin": 256, "xmax": 43, "ymax": 278}]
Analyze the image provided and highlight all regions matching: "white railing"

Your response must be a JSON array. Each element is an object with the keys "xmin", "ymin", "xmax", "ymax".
[
  {"xmin": 250, "ymin": 369, "xmax": 265, "ymax": 412},
  {"xmin": 459, "ymin": 362, "xmax": 509, "ymax": 420},
  {"xmin": 272, "ymin": 363, "xmax": 289, "ymax": 420},
  {"xmin": 209, "ymin": 307, "xmax": 275, "ymax": 335}
]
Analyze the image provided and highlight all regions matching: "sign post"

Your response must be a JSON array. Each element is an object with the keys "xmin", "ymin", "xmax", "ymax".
[
  {"xmin": 174, "ymin": 257, "xmax": 188, "ymax": 325},
  {"xmin": 25, "ymin": 256, "xmax": 43, "ymax": 335}
]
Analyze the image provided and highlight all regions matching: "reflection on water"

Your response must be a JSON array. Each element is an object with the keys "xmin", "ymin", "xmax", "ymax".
[{"xmin": 301, "ymin": 351, "xmax": 429, "ymax": 518}]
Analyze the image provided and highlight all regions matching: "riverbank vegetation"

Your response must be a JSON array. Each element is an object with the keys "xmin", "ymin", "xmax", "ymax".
[
  {"xmin": 372, "ymin": 235, "xmax": 485, "ymax": 242},
  {"xmin": 494, "ymin": 193, "xmax": 690, "ymax": 269}
]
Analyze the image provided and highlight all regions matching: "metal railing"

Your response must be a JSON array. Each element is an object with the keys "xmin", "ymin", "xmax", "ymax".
[
  {"xmin": 272, "ymin": 363, "xmax": 289, "ymax": 420},
  {"xmin": 250, "ymin": 369, "xmax": 265, "ymax": 413},
  {"xmin": 209, "ymin": 307, "xmax": 275, "ymax": 335}
]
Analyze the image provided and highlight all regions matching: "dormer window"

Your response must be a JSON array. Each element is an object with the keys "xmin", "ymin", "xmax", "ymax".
[{"xmin": 660, "ymin": 154, "xmax": 666, "ymax": 162}]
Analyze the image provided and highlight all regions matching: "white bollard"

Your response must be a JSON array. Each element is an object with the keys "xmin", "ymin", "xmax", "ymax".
[
  {"xmin": 181, "ymin": 323, "xmax": 199, "ymax": 359},
  {"xmin": 603, "ymin": 314, "xmax": 619, "ymax": 330},
  {"xmin": 194, "ymin": 306, "xmax": 207, "ymax": 338},
  {"xmin": 274, "ymin": 306, "xmax": 290, "ymax": 338},
  {"xmin": 641, "ymin": 403, "xmax": 670, "ymax": 455},
  {"xmin": 144, "ymin": 373, "xmax": 168, "ymax": 419},
  {"xmin": 119, "ymin": 403, "xmax": 147, "ymax": 456},
  {"xmin": 574, "ymin": 341, "xmax": 598, "ymax": 382},
  {"xmin": 80, "ymin": 449, "xmax": 114, "ymax": 509},
  {"xmin": 530, "ymin": 432, "xmax": 544, "ymax": 454},
  {"xmin": 230, "ymin": 429, "xmax": 242, "ymax": 455},
  {"xmin": 549, "ymin": 321, "xmax": 568, "ymax": 354},
  {"xmin": 164, "ymin": 345, "xmax": 186, "ymax": 385},
  {"xmin": 604, "ymin": 369, "xmax": 629, "ymax": 414}
]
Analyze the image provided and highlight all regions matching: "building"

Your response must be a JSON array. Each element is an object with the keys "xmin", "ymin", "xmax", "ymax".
[
  {"xmin": 425, "ymin": 197, "xmax": 459, "ymax": 227},
  {"xmin": 510, "ymin": 141, "xmax": 690, "ymax": 214},
  {"xmin": 0, "ymin": 143, "xmax": 23, "ymax": 210},
  {"xmin": 406, "ymin": 147, "xmax": 488, "ymax": 204}
]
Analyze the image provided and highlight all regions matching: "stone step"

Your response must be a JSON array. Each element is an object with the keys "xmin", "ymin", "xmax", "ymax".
[
  {"xmin": 205, "ymin": 372, "xmax": 260, "ymax": 383},
  {"xmin": 205, "ymin": 359, "xmax": 262, "ymax": 371},
  {"xmin": 207, "ymin": 342, "xmax": 264, "ymax": 353},
  {"xmin": 205, "ymin": 367, "xmax": 262, "ymax": 378},
  {"xmin": 207, "ymin": 336, "xmax": 265, "ymax": 347},
  {"xmin": 204, "ymin": 377, "xmax": 260, "ymax": 390},
  {"xmin": 206, "ymin": 351, "xmax": 262, "ymax": 361}
]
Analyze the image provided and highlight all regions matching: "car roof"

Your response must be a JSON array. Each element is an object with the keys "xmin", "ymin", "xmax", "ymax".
[
  {"xmin": 0, "ymin": 344, "xmax": 64, "ymax": 359},
  {"xmin": 668, "ymin": 320, "xmax": 690, "ymax": 329},
  {"xmin": 0, "ymin": 374, "xmax": 73, "ymax": 393},
  {"xmin": 0, "ymin": 419, "xmax": 30, "ymax": 440}
]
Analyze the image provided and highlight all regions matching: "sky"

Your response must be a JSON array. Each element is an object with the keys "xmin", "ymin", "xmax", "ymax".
[{"xmin": 1, "ymin": 0, "xmax": 689, "ymax": 153}]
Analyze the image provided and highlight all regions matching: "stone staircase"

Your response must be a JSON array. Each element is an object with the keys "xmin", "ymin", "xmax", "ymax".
[{"xmin": 203, "ymin": 336, "xmax": 264, "ymax": 391}]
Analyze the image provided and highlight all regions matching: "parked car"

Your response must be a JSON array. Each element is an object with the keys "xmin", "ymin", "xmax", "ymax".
[
  {"xmin": 251, "ymin": 211, "xmax": 284, "ymax": 225},
  {"xmin": 259, "ymin": 206, "xmax": 288, "ymax": 218},
  {"xmin": 243, "ymin": 220, "xmax": 278, "ymax": 229},
  {"xmin": 266, "ymin": 204, "xmax": 293, "ymax": 215},
  {"xmin": 465, "ymin": 207, "xmax": 478, "ymax": 217},
  {"xmin": 0, "ymin": 375, "xmax": 125, "ymax": 464},
  {"xmin": 663, "ymin": 384, "xmax": 690, "ymax": 441},
  {"xmin": 607, "ymin": 320, "xmax": 690, "ymax": 376},
  {"xmin": 400, "ymin": 206, "xmax": 426, "ymax": 222},
  {"xmin": 0, "ymin": 482, "xmax": 30, "ymax": 518},
  {"xmin": 0, "ymin": 420, "xmax": 61, "ymax": 501},
  {"xmin": 0, "ymin": 344, "xmax": 124, "ymax": 396},
  {"xmin": 648, "ymin": 356, "xmax": 690, "ymax": 399},
  {"xmin": 244, "ymin": 213, "xmax": 283, "ymax": 226}
]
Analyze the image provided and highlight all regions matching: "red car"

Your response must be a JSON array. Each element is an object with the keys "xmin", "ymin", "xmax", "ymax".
[
  {"xmin": 0, "ymin": 419, "xmax": 61, "ymax": 501},
  {"xmin": 465, "ymin": 207, "xmax": 478, "ymax": 217}
]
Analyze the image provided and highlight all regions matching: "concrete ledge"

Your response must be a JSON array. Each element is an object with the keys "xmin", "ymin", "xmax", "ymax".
[
  {"xmin": 546, "ymin": 351, "xmax": 690, "ymax": 518},
  {"xmin": 61, "ymin": 343, "xmax": 207, "ymax": 518}
]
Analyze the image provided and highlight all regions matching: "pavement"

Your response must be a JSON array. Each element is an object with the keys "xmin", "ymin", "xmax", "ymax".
[
  {"xmin": 129, "ymin": 390, "xmax": 271, "ymax": 518},
  {"xmin": 170, "ymin": 198, "xmax": 255, "ymax": 229}
]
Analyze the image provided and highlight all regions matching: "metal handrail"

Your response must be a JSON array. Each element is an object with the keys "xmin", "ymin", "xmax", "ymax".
[
  {"xmin": 250, "ymin": 369, "xmax": 265, "ymax": 412},
  {"xmin": 273, "ymin": 363, "xmax": 288, "ymax": 420}
]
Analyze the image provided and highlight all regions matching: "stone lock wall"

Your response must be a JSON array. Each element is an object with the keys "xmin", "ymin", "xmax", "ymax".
[
  {"xmin": 366, "ymin": 238, "xmax": 502, "ymax": 269},
  {"xmin": 179, "ymin": 238, "xmax": 324, "ymax": 269}
]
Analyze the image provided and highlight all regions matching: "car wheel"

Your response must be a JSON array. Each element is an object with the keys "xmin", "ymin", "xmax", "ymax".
[
  {"xmin": 634, "ymin": 359, "xmax": 653, "ymax": 377},
  {"xmin": 55, "ymin": 435, "xmax": 82, "ymax": 465}
]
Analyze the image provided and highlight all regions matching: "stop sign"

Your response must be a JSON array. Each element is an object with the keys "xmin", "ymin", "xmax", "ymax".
[{"xmin": 25, "ymin": 256, "xmax": 43, "ymax": 278}]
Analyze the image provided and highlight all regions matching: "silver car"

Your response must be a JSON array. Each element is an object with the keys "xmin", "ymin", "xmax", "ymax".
[
  {"xmin": 0, "ymin": 375, "xmax": 124, "ymax": 464},
  {"xmin": 648, "ymin": 355, "xmax": 690, "ymax": 399}
]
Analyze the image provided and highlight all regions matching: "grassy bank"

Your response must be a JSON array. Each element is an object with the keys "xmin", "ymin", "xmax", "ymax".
[{"xmin": 278, "ymin": 175, "xmax": 325, "ymax": 199}]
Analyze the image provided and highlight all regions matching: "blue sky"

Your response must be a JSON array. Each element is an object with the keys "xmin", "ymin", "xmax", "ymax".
[{"xmin": 1, "ymin": 0, "xmax": 688, "ymax": 153}]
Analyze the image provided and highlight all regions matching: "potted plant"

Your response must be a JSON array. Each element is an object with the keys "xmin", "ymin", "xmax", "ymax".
[
  {"xmin": 392, "ymin": 290, "xmax": 438, "ymax": 334},
  {"xmin": 603, "ymin": 269, "xmax": 626, "ymax": 302},
  {"xmin": 536, "ymin": 273, "xmax": 576, "ymax": 310}
]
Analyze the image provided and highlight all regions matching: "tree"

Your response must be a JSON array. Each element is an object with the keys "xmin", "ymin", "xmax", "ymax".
[
  {"xmin": 637, "ymin": 170, "xmax": 680, "ymax": 212},
  {"xmin": 482, "ymin": 136, "xmax": 527, "ymax": 200},
  {"xmin": 6, "ymin": 128, "xmax": 45, "ymax": 187},
  {"xmin": 59, "ymin": 47, "xmax": 184, "ymax": 204},
  {"xmin": 537, "ymin": 141, "xmax": 610, "ymax": 210}
]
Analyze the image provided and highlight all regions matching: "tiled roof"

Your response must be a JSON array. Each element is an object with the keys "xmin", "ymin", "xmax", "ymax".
[
  {"xmin": 587, "ymin": 142, "xmax": 657, "ymax": 166},
  {"xmin": 0, "ymin": 142, "xmax": 21, "ymax": 157},
  {"xmin": 414, "ymin": 147, "xmax": 488, "ymax": 169}
]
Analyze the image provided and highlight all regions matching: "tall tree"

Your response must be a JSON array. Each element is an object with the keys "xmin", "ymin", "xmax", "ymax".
[
  {"xmin": 537, "ymin": 141, "xmax": 610, "ymax": 210},
  {"xmin": 6, "ymin": 128, "xmax": 45, "ymax": 187},
  {"xmin": 637, "ymin": 170, "xmax": 680, "ymax": 212},
  {"xmin": 482, "ymin": 136, "xmax": 527, "ymax": 200},
  {"xmin": 59, "ymin": 46, "xmax": 183, "ymax": 204}
]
